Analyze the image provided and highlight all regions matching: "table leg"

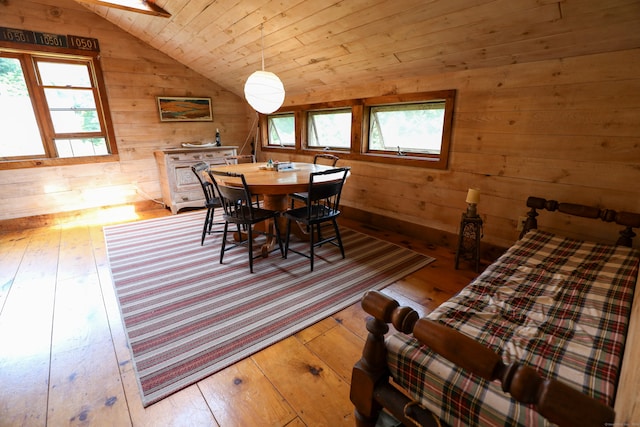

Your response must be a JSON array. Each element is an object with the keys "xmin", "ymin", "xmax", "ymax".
[
  {"xmin": 257, "ymin": 194, "xmax": 285, "ymax": 257},
  {"xmin": 259, "ymin": 194, "xmax": 309, "ymax": 257}
]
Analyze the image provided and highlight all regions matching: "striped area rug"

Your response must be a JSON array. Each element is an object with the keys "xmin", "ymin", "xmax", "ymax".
[{"xmin": 103, "ymin": 211, "xmax": 434, "ymax": 407}]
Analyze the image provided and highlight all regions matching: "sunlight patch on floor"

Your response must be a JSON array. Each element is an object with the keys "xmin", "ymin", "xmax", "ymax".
[{"xmin": 55, "ymin": 205, "xmax": 140, "ymax": 229}]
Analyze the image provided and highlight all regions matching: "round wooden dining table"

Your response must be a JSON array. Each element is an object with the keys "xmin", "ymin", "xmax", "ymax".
[{"xmin": 208, "ymin": 162, "xmax": 342, "ymax": 256}]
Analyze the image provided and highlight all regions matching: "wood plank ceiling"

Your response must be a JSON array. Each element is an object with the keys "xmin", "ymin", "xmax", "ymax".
[{"xmin": 73, "ymin": 0, "xmax": 640, "ymax": 100}]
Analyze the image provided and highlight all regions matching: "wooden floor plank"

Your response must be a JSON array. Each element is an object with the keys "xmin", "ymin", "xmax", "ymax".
[
  {"xmin": 295, "ymin": 316, "xmax": 340, "ymax": 345},
  {"xmin": 304, "ymin": 324, "xmax": 365, "ymax": 384},
  {"xmin": 0, "ymin": 227, "xmax": 60, "ymax": 426},
  {"xmin": 331, "ymin": 302, "xmax": 369, "ymax": 341},
  {"xmin": 51, "ymin": 225, "xmax": 132, "ymax": 425},
  {"xmin": 0, "ymin": 229, "xmax": 30, "ymax": 311},
  {"xmin": 283, "ymin": 418, "xmax": 307, "ymax": 427},
  {"xmin": 57, "ymin": 225, "xmax": 98, "ymax": 281},
  {"xmin": 47, "ymin": 270, "xmax": 131, "ymax": 427},
  {"xmin": 198, "ymin": 357, "xmax": 295, "ymax": 427},
  {"xmin": 252, "ymin": 336, "xmax": 354, "ymax": 426}
]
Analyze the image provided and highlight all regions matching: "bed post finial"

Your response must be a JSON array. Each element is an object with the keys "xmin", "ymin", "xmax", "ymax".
[
  {"xmin": 617, "ymin": 226, "xmax": 636, "ymax": 247},
  {"xmin": 520, "ymin": 197, "xmax": 544, "ymax": 239}
]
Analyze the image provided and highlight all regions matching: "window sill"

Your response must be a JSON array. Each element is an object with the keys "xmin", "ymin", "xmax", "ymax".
[
  {"xmin": 352, "ymin": 152, "xmax": 447, "ymax": 169},
  {"xmin": 0, "ymin": 154, "xmax": 120, "ymax": 170},
  {"xmin": 263, "ymin": 145, "xmax": 447, "ymax": 169}
]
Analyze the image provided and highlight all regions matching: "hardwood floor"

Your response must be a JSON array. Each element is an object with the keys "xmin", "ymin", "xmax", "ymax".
[{"xmin": 0, "ymin": 207, "xmax": 480, "ymax": 427}]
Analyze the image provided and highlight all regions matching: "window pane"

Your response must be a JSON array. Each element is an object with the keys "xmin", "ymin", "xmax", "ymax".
[
  {"xmin": 44, "ymin": 88, "xmax": 100, "ymax": 133},
  {"xmin": 37, "ymin": 61, "xmax": 91, "ymax": 87},
  {"xmin": 268, "ymin": 114, "xmax": 295, "ymax": 146},
  {"xmin": 0, "ymin": 57, "xmax": 46, "ymax": 157},
  {"xmin": 44, "ymin": 88, "xmax": 96, "ymax": 109},
  {"xmin": 369, "ymin": 102, "xmax": 445, "ymax": 154},
  {"xmin": 55, "ymin": 138, "xmax": 108, "ymax": 158},
  {"xmin": 308, "ymin": 109, "xmax": 351, "ymax": 149},
  {"xmin": 50, "ymin": 110, "xmax": 101, "ymax": 133}
]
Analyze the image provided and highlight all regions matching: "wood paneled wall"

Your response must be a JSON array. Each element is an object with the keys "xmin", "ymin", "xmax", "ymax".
[
  {"xmin": 0, "ymin": 0, "xmax": 252, "ymax": 220},
  {"xmin": 280, "ymin": 49, "xmax": 640, "ymax": 249}
]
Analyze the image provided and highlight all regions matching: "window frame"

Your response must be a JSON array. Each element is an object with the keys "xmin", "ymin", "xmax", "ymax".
[
  {"xmin": 265, "ymin": 112, "xmax": 296, "ymax": 149},
  {"xmin": 0, "ymin": 43, "xmax": 118, "ymax": 170},
  {"xmin": 366, "ymin": 100, "xmax": 447, "ymax": 156},
  {"xmin": 260, "ymin": 90, "xmax": 455, "ymax": 169},
  {"xmin": 304, "ymin": 105, "xmax": 353, "ymax": 151}
]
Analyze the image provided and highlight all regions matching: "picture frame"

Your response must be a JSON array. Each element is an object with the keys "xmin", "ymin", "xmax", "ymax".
[{"xmin": 157, "ymin": 96, "xmax": 213, "ymax": 122}]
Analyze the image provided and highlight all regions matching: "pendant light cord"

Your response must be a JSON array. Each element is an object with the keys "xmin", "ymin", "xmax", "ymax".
[{"xmin": 260, "ymin": 24, "xmax": 265, "ymax": 71}]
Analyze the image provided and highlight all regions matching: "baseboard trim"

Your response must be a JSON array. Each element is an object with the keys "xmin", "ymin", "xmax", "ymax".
[
  {"xmin": 0, "ymin": 200, "xmax": 167, "ymax": 233},
  {"xmin": 341, "ymin": 205, "xmax": 504, "ymax": 263}
]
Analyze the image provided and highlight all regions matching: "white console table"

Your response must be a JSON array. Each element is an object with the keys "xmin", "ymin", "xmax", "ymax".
[{"xmin": 154, "ymin": 146, "xmax": 237, "ymax": 214}]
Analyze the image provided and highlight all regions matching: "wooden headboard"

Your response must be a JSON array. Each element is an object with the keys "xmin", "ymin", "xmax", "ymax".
[{"xmin": 520, "ymin": 196, "xmax": 640, "ymax": 247}]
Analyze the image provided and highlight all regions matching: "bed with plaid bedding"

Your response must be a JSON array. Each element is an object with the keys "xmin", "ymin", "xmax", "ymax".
[{"xmin": 386, "ymin": 229, "xmax": 640, "ymax": 427}]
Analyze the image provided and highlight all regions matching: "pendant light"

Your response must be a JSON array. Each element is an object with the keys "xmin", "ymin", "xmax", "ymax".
[{"xmin": 244, "ymin": 25, "xmax": 285, "ymax": 114}]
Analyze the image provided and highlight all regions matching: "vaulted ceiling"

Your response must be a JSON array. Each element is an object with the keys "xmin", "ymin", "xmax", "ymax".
[{"xmin": 73, "ymin": 0, "xmax": 640, "ymax": 100}]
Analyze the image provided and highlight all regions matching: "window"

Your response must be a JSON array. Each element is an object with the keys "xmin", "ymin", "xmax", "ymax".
[
  {"xmin": 0, "ymin": 49, "xmax": 117, "ymax": 167},
  {"xmin": 267, "ymin": 113, "xmax": 295, "ymax": 147},
  {"xmin": 38, "ymin": 58, "xmax": 109, "ymax": 157},
  {"xmin": 260, "ymin": 90, "xmax": 455, "ymax": 169},
  {"xmin": 368, "ymin": 101, "xmax": 445, "ymax": 155},
  {"xmin": 307, "ymin": 108, "xmax": 351, "ymax": 149}
]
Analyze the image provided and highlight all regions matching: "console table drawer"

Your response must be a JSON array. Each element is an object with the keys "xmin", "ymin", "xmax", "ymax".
[{"xmin": 167, "ymin": 149, "xmax": 236, "ymax": 163}]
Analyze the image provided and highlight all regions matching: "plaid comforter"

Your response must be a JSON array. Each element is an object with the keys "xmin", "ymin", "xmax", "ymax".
[{"xmin": 386, "ymin": 229, "xmax": 639, "ymax": 427}]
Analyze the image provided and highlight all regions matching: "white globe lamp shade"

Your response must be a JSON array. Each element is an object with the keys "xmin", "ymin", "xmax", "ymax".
[{"xmin": 244, "ymin": 70, "xmax": 285, "ymax": 114}]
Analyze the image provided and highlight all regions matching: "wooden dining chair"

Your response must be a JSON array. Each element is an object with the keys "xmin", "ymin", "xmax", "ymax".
[
  {"xmin": 208, "ymin": 170, "xmax": 284, "ymax": 273},
  {"xmin": 224, "ymin": 154, "xmax": 256, "ymax": 165},
  {"xmin": 283, "ymin": 167, "xmax": 350, "ymax": 271},
  {"xmin": 191, "ymin": 161, "xmax": 224, "ymax": 245},
  {"xmin": 313, "ymin": 153, "xmax": 340, "ymax": 166},
  {"xmin": 224, "ymin": 154, "xmax": 260, "ymax": 206},
  {"xmin": 290, "ymin": 154, "xmax": 340, "ymax": 208}
]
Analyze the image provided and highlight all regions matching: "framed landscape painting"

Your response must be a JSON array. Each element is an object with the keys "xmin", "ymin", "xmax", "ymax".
[{"xmin": 157, "ymin": 97, "xmax": 213, "ymax": 122}]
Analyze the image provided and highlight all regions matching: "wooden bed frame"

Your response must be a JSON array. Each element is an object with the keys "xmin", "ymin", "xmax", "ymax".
[
  {"xmin": 519, "ymin": 196, "xmax": 640, "ymax": 245},
  {"xmin": 350, "ymin": 196, "xmax": 640, "ymax": 427}
]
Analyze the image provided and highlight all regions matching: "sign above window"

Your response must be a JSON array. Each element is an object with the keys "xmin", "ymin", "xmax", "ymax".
[{"xmin": 0, "ymin": 26, "xmax": 100, "ymax": 52}]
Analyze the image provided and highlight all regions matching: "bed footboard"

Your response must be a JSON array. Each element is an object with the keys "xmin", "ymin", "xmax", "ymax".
[
  {"xmin": 350, "ymin": 290, "xmax": 616, "ymax": 427},
  {"xmin": 350, "ymin": 290, "xmax": 440, "ymax": 427}
]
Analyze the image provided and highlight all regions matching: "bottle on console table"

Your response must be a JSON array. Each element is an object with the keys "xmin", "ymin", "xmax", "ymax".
[{"xmin": 215, "ymin": 128, "xmax": 221, "ymax": 146}]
